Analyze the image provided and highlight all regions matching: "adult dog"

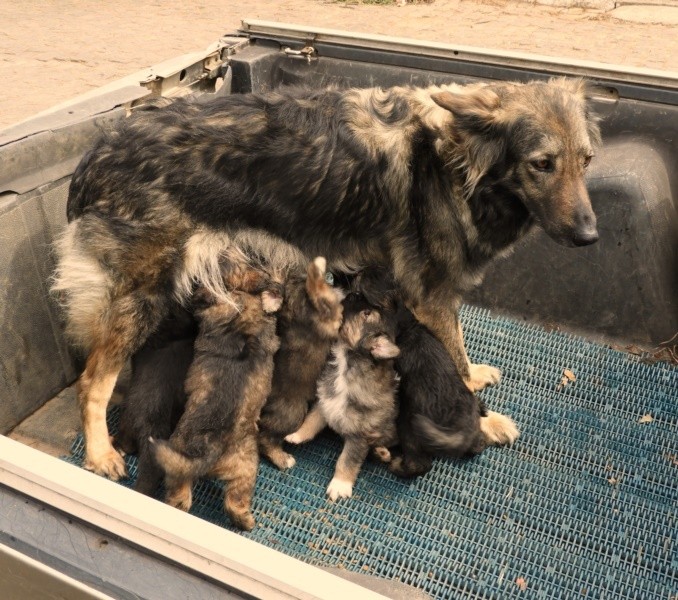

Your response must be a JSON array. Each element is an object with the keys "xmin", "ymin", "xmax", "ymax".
[{"xmin": 54, "ymin": 77, "xmax": 600, "ymax": 478}]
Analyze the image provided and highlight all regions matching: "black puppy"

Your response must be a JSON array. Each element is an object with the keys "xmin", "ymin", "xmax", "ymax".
[
  {"xmin": 115, "ymin": 305, "xmax": 197, "ymax": 496},
  {"xmin": 390, "ymin": 304, "xmax": 519, "ymax": 478}
]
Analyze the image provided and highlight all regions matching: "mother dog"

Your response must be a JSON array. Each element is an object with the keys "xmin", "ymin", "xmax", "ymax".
[{"xmin": 54, "ymin": 77, "xmax": 600, "ymax": 478}]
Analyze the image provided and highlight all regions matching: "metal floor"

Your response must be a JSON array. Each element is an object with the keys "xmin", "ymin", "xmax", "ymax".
[{"xmin": 65, "ymin": 305, "xmax": 678, "ymax": 599}]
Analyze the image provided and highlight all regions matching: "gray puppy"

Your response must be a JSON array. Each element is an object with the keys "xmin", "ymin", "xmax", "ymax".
[{"xmin": 287, "ymin": 292, "xmax": 399, "ymax": 501}]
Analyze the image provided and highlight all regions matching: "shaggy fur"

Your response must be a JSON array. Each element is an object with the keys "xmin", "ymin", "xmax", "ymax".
[
  {"xmin": 115, "ymin": 304, "xmax": 197, "ymax": 496},
  {"xmin": 288, "ymin": 293, "xmax": 400, "ymax": 501},
  {"xmin": 258, "ymin": 257, "xmax": 343, "ymax": 470},
  {"xmin": 151, "ymin": 288, "xmax": 281, "ymax": 531},
  {"xmin": 53, "ymin": 78, "xmax": 601, "ymax": 478}
]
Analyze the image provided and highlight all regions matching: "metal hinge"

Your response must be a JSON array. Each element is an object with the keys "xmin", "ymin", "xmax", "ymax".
[{"xmin": 283, "ymin": 44, "xmax": 317, "ymax": 64}]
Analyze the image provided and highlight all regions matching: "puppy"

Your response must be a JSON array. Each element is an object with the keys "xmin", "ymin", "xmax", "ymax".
[
  {"xmin": 115, "ymin": 304, "xmax": 197, "ymax": 496},
  {"xmin": 288, "ymin": 293, "xmax": 399, "ymax": 501},
  {"xmin": 258, "ymin": 257, "xmax": 343, "ymax": 470},
  {"xmin": 390, "ymin": 302, "xmax": 520, "ymax": 478},
  {"xmin": 151, "ymin": 286, "xmax": 281, "ymax": 531}
]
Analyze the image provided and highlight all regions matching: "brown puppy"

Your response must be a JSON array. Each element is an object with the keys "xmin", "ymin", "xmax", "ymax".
[
  {"xmin": 258, "ymin": 257, "xmax": 343, "ymax": 470},
  {"xmin": 288, "ymin": 293, "xmax": 399, "ymax": 501},
  {"xmin": 151, "ymin": 287, "xmax": 281, "ymax": 531}
]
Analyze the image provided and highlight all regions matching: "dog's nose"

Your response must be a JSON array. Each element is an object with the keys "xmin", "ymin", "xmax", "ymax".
[
  {"xmin": 572, "ymin": 224, "xmax": 599, "ymax": 246},
  {"xmin": 571, "ymin": 205, "xmax": 599, "ymax": 246}
]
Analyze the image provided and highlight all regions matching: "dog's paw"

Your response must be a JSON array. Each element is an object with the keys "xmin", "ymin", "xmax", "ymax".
[
  {"xmin": 326, "ymin": 477, "xmax": 353, "ymax": 501},
  {"xmin": 84, "ymin": 447, "xmax": 127, "ymax": 480},
  {"xmin": 230, "ymin": 511, "xmax": 256, "ymax": 532},
  {"xmin": 372, "ymin": 446, "xmax": 392, "ymax": 463},
  {"xmin": 271, "ymin": 452, "xmax": 296, "ymax": 470},
  {"xmin": 167, "ymin": 491, "xmax": 193, "ymax": 512},
  {"xmin": 285, "ymin": 432, "xmax": 306, "ymax": 445},
  {"xmin": 480, "ymin": 411, "xmax": 520, "ymax": 446},
  {"xmin": 467, "ymin": 363, "xmax": 502, "ymax": 392}
]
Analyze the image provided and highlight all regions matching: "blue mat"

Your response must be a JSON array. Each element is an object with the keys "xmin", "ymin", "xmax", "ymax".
[{"xmin": 65, "ymin": 305, "xmax": 678, "ymax": 599}]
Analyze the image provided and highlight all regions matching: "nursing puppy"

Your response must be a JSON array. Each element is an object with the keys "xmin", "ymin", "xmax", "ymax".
[
  {"xmin": 350, "ymin": 267, "xmax": 519, "ymax": 477},
  {"xmin": 258, "ymin": 257, "xmax": 343, "ymax": 470},
  {"xmin": 55, "ymin": 78, "xmax": 601, "ymax": 478},
  {"xmin": 390, "ymin": 304, "xmax": 519, "ymax": 478},
  {"xmin": 115, "ymin": 304, "xmax": 196, "ymax": 496},
  {"xmin": 288, "ymin": 293, "xmax": 399, "ymax": 501},
  {"xmin": 151, "ymin": 286, "xmax": 281, "ymax": 531}
]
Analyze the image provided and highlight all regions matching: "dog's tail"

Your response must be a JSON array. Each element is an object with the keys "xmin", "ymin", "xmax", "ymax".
[
  {"xmin": 412, "ymin": 415, "xmax": 474, "ymax": 455},
  {"xmin": 149, "ymin": 437, "xmax": 221, "ymax": 479},
  {"xmin": 479, "ymin": 410, "xmax": 520, "ymax": 447}
]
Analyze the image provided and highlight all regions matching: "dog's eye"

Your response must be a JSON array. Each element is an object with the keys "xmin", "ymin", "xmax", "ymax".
[
  {"xmin": 531, "ymin": 158, "xmax": 552, "ymax": 172},
  {"xmin": 583, "ymin": 155, "xmax": 593, "ymax": 168}
]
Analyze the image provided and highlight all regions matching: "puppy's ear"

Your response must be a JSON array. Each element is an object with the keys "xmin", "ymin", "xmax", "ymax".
[
  {"xmin": 370, "ymin": 335, "xmax": 400, "ymax": 360},
  {"xmin": 431, "ymin": 86, "xmax": 506, "ymax": 198},
  {"xmin": 306, "ymin": 257, "xmax": 327, "ymax": 298}
]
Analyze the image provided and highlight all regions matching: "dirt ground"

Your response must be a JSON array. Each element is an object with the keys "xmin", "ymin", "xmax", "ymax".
[{"xmin": 1, "ymin": 0, "xmax": 676, "ymax": 129}]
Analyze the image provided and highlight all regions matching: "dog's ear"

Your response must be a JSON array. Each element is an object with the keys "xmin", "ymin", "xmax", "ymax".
[
  {"xmin": 306, "ymin": 257, "xmax": 327, "ymax": 297},
  {"xmin": 431, "ymin": 87, "xmax": 507, "ymax": 197},
  {"xmin": 370, "ymin": 335, "xmax": 400, "ymax": 360}
]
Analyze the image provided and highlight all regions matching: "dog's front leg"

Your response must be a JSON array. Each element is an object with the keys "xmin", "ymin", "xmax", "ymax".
[{"xmin": 412, "ymin": 304, "xmax": 500, "ymax": 392}]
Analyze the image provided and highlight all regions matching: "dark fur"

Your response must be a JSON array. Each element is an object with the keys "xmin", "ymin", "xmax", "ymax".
[
  {"xmin": 54, "ymin": 78, "xmax": 600, "ymax": 478},
  {"xmin": 258, "ymin": 258, "xmax": 343, "ymax": 470},
  {"xmin": 115, "ymin": 305, "xmax": 196, "ymax": 496},
  {"xmin": 151, "ymin": 288, "xmax": 280, "ymax": 530}
]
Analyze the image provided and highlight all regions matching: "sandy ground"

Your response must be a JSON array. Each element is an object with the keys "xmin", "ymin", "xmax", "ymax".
[{"xmin": 1, "ymin": 0, "xmax": 676, "ymax": 129}]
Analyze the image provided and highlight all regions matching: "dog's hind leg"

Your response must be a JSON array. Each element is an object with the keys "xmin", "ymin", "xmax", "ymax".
[
  {"xmin": 259, "ymin": 433, "xmax": 296, "ymax": 470},
  {"xmin": 212, "ymin": 435, "xmax": 259, "ymax": 531},
  {"xmin": 479, "ymin": 411, "xmax": 520, "ymax": 446},
  {"xmin": 80, "ymin": 294, "xmax": 169, "ymax": 479}
]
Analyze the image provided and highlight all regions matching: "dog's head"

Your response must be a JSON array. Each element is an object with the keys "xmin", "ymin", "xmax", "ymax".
[
  {"xmin": 339, "ymin": 292, "xmax": 399, "ymax": 360},
  {"xmin": 432, "ymin": 77, "xmax": 601, "ymax": 247}
]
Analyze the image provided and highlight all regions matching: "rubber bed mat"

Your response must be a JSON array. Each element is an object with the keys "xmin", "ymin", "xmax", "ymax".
[{"xmin": 65, "ymin": 305, "xmax": 678, "ymax": 599}]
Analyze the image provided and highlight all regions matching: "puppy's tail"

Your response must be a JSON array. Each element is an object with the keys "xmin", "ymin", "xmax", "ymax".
[
  {"xmin": 412, "ymin": 415, "xmax": 472, "ymax": 455},
  {"xmin": 479, "ymin": 411, "xmax": 520, "ymax": 447},
  {"xmin": 149, "ymin": 437, "xmax": 219, "ymax": 479}
]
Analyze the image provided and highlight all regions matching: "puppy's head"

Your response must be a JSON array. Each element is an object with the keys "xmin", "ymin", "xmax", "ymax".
[
  {"xmin": 339, "ymin": 292, "xmax": 399, "ymax": 360},
  {"xmin": 432, "ymin": 77, "xmax": 601, "ymax": 248}
]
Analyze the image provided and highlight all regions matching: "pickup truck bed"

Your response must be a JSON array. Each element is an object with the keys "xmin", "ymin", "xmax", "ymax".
[{"xmin": 1, "ymin": 21, "xmax": 676, "ymax": 600}]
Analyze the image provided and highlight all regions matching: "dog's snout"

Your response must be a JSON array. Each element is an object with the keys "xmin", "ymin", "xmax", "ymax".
[{"xmin": 572, "ymin": 210, "xmax": 599, "ymax": 246}]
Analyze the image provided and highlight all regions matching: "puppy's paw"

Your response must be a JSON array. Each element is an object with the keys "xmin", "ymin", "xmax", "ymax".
[
  {"xmin": 466, "ymin": 363, "xmax": 502, "ymax": 392},
  {"xmin": 326, "ymin": 477, "xmax": 353, "ymax": 501},
  {"xmin": 285, "ymin": 432, "xmax": 305, "ymax": 445},
  {"xmin": 480, "ymin": 410, "xmax": 520, "ymax": 446},
  {"xmin": 372, "ymin": 446, "xmax": 392, "ymax": 463},
  {"xmin": 167, "ymin": 490, "xmax": 192, "ymax": 512},
  {"xmin": 270, "ymin": 451, "xmax": 296, "ymax": 470},
  {"xmin": 84, "ymin": 447, "xmax": 127, "ymax": 481},
  {"xmin": 230, "ymin": 511, "xmax": 256, "ymax": 532}
]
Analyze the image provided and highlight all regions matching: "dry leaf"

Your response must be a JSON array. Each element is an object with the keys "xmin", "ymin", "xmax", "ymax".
[
  {"xmin": 607, "ymin": 477, "xmax": 618, "ymax": 486},
  {"xmin": 559, "ymin": 368, "xmax": 576, "ymax": 387},
  {"xmin": 638, "ymin": 414, "xmax": 654, "ymax": 424},
  {"xmin": 516, "ymin": 577, "xmax": 528, "ymax": 591}
]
